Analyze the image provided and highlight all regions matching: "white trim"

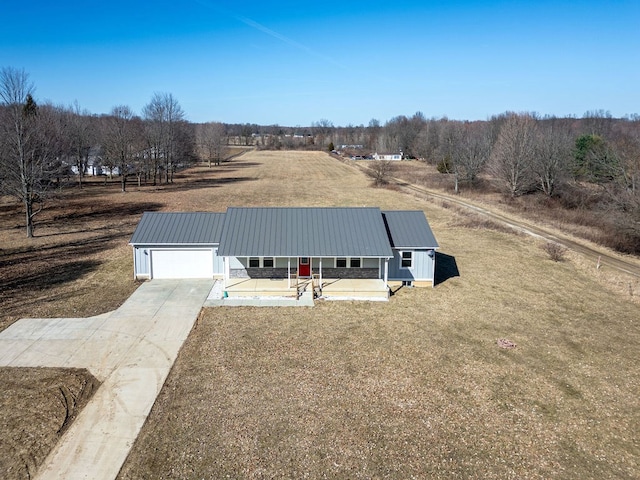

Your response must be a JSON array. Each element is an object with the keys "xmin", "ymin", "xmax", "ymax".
[
  {"xmin": 335, "ymin": 257, "xmax": 363, "ymax": 268},
  {"xmin": 247, "ymin": 256, "xmax": 275, "ymax": 268},
  {"xmin": 132, "ymin": 248, "xmax": 136, "ymax": 279},
  {"xmin": 400, "ymin": 250, "xmax": 413, "ymax": 269}
]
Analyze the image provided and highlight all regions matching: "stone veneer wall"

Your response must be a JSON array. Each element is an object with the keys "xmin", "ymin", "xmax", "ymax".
[
  {"xmin": 231, "ymin": 268, "xmax": 379, "ymax": 279},
  {"xmin": 318, "ymin": 268, "xmax": 379, "ymax": 279}
]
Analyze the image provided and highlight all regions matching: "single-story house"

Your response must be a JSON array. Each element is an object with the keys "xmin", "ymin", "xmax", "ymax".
[
  {"xmin": 373, "ymin": 152, "xmax": 403, "ymax": 161},
  {"xmin": 129, "ymin": 207, "xmax": 439, "ymax": 296}
]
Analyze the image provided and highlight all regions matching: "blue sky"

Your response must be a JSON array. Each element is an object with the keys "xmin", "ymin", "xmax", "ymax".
[{"xmin": 1, "ymin": 0, "xmax": 639, "ymax": 126}]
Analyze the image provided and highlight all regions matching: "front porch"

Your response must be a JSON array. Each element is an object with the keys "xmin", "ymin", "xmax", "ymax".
[{"xmin": 223, "ymin": 277, "xmax": 389, "ymax": 301}]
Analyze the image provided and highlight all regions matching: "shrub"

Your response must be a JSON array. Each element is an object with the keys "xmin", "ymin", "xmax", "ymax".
[
  {"xmin": 541, "ymin": 242, "xmax": 567, "ymax": 262},
  {"xmin": 369, "ymin": 160, "xmax": 393, "ymax": 186},
  {"xmin": 437, "ymin": 156, "xmax": 452, "ymax": 174}
]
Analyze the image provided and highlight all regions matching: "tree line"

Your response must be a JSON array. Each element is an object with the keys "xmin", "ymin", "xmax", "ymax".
[
  {"xmin": 245, "ymin": 112, "xmax": 639, "ymax": 252},
  {"xmin": 0, "ymin": 67, "xmax": 219, "ymax": 237},
  {"xmin": 2, "ymin": 65, "xmax": 639, "ymax": 250}
]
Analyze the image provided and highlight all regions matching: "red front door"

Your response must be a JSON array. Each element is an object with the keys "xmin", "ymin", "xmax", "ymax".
[{"xmin": 298, "ymin": 257, "xmax": 311, "ymax": 277}]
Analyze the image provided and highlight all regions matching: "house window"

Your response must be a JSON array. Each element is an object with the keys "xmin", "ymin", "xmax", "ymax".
[
  {"xmin": 249, "ymin": 257, "xmax": 260, "ymax": 268},
  {"xmin": 336, "ymin": 258, "xmax": 347, "ymax": 268},
  {"xmin": 401, "ymin": 251, "xmax": 413, "ymax": 268},
  {"xmin": 350, "ymin": 257, "xmax": 361, "ymax": 268},
  {"xmin": 263, "ymin": 257, "xmax": 274, "ymax": 268}
]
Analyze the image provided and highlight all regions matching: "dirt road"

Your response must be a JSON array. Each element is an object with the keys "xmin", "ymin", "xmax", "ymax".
[{"xmin": 350, "ymin": 158, "xmax": 640, "ymax": 279}]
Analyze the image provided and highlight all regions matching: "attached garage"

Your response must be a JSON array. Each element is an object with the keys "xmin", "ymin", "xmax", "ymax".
[
  {"xmin": 151, "ymin": 249, "xmax": 214, "ymax": 279},
  {"xmin": 129, "ymin": 212, "xmax": 226, "ymax": 280}
]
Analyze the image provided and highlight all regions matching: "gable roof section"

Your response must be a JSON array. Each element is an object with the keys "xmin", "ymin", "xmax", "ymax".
[
  {"xmin": 129, "ymin": 212, "xmax": 226, "ymax": 245},
  {"xmin": 382, "ymin": 210, "xmax": 439, "ymax": 249},
  {"xmin": 217, "ymin": 207, "xmax": 394, "ymax": 257}
]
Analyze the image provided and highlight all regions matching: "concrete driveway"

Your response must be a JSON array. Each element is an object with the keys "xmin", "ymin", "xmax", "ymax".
[{"xmin": 0, "ymin": 279, "xmax": 214, "ymax": 480}]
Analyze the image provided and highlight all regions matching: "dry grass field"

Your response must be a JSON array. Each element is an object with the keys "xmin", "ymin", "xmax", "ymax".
[{"xmin": 1, "ymin": 150, "xmax": 639, "ymax": 479}]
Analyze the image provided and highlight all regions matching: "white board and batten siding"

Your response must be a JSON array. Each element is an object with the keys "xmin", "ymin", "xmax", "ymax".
[{"xmin": 387, "ymin": 249, "xmax": 435, "ymax": 284}]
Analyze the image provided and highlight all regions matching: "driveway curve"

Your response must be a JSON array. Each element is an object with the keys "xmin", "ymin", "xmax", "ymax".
[{"xmin": 0, "ymin": 279, "xmax": 214, "ymax": 480}]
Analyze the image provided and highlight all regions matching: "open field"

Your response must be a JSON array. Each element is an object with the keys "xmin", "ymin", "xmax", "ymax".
[
  {"xmin": 120, "ymin": 152, "xmax": 637, "ymax": 478},
  {"xmin": 1, "ymin": 150, "xmax": 639, "ymax": 478}
]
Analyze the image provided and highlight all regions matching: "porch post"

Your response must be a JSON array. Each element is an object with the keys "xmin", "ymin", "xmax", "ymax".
[
  {"xmin": 287, "ymin": 258, "xmax": 291, "ymax": 288},
  {"xmin": 319, "ymin": 258, "xmax": 323, "ymax": 287},
  {"xmin": 224, "ymin": 257, "xmax": 230, "ymax": 288},
  {"xmin": 384, "ymin": 258, "xmax": 389, "ymax": 284}
]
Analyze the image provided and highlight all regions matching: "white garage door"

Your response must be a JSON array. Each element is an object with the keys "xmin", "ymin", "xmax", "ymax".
[{"xmin": 151, "ymin": 249, "xmax": 214, "ymax": 279}]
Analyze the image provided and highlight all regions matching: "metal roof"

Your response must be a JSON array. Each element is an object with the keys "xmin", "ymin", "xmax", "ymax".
[
  {"xmin": 217, "ymin": 207, "xmax": 394, "ymax": 257},
  {"xmin": 129, "ymin": 212, "xmax": 226, "ymax": 245},
  {"xmin": 382, "ymin": 210, "xmax": 439, "ymax": 249}
]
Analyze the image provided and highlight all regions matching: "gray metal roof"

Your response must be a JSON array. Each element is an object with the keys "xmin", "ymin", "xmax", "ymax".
[
  {"xmin": 217, "ymin": 207, "xmax": 394, "ymax": 257},
  {"xmin": 129, "ymin": 212, "xmax": 226, "ymax": 245},
  {"xmin": 382, "ymin": 210, "xmax": 439, "ymax": 249}
]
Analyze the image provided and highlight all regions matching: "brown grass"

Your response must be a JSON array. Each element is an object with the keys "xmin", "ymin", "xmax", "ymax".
[
  {"xmin": 1, "ymin": 151, "xmax": 639, "ymax": 479},
  {"xmin": 391, "ymin": 160, "xmax": 640, "ymax": 255},
  {"xmin": 0, "ymin": 368, "xmax": 99, "ymax": 479},
  {"xmin": 120, "ymin": 227, "xmax": 640, "ymax": 479}
]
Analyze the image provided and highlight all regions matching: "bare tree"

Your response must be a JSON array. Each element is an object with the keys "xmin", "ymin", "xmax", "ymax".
[
  {"xmin": 366, "ymin": 118, "xmax": 382, "ymax": 152},
  {"xmin": 412, "ymin": 118, "xmax": 442, "ymax": 162},
  {"xmin": 100, "ymin": 105, "xmax": 142, "ymax": 192},
  {"xmin": 489, "ymin": 113, "xmax": 537, "ymax": 197},
  {"xmin": 369, "ymin": 160, "xmax": 393, "ymax": 186},
  {"xmin": 533, "ymin": 118, "xmax": 572, "ymax": 196},
  {"xmin": 65, "ymin": 102, "xmax": 95, "ymax": 188},
  {"xmin": 583, "ymin": 109, "xmax": 614, "ymax": 138},
  {"xmin": 489, "ymin": 113, "xmax": 538, "ymax": 196},
  {"xmin": 312, "ymin": 119, "xmax": 334, "ymax": 149},
  {"xmin": 142, "ymin": 92, "xmax": 186, "ymax": 184},
  {"xmin": 612, "ymin": 124, "xmax": 640, "ymax": 195},
  {"xmin": 196, "ymin": 122, "xmax": 226, "ymax": 167},
  {"xmin": 608, "ymin": 124, "xmax": 640, "ymax": 218},
  {"xmin": 458, "ymin": 122, "xmax": 491, "ymax": 184},
  {"xmin": 441, "ymin": 121, "xmax": 492, "ymax": 193},
  {"xmin": 0, "ymin": 67, "xmax": 63, "ymax": 237},
  {"xmin": 436, "ymin": 121, "xmax": 460, "ymax": 192}
]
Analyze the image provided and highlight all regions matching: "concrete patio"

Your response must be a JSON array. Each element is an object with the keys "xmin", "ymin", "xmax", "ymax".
[{"xmin": 220, "ymin": 278, "xmax": 389, "ymax": 301}]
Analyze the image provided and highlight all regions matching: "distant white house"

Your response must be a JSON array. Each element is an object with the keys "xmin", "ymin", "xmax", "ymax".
[
  {"xmin": 373, "ymin": 152, "xmax": 403, "ymax": 161},
  {"xmin": 69, "ymin": 146, "xmax": 109, "ymax": 176}
]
